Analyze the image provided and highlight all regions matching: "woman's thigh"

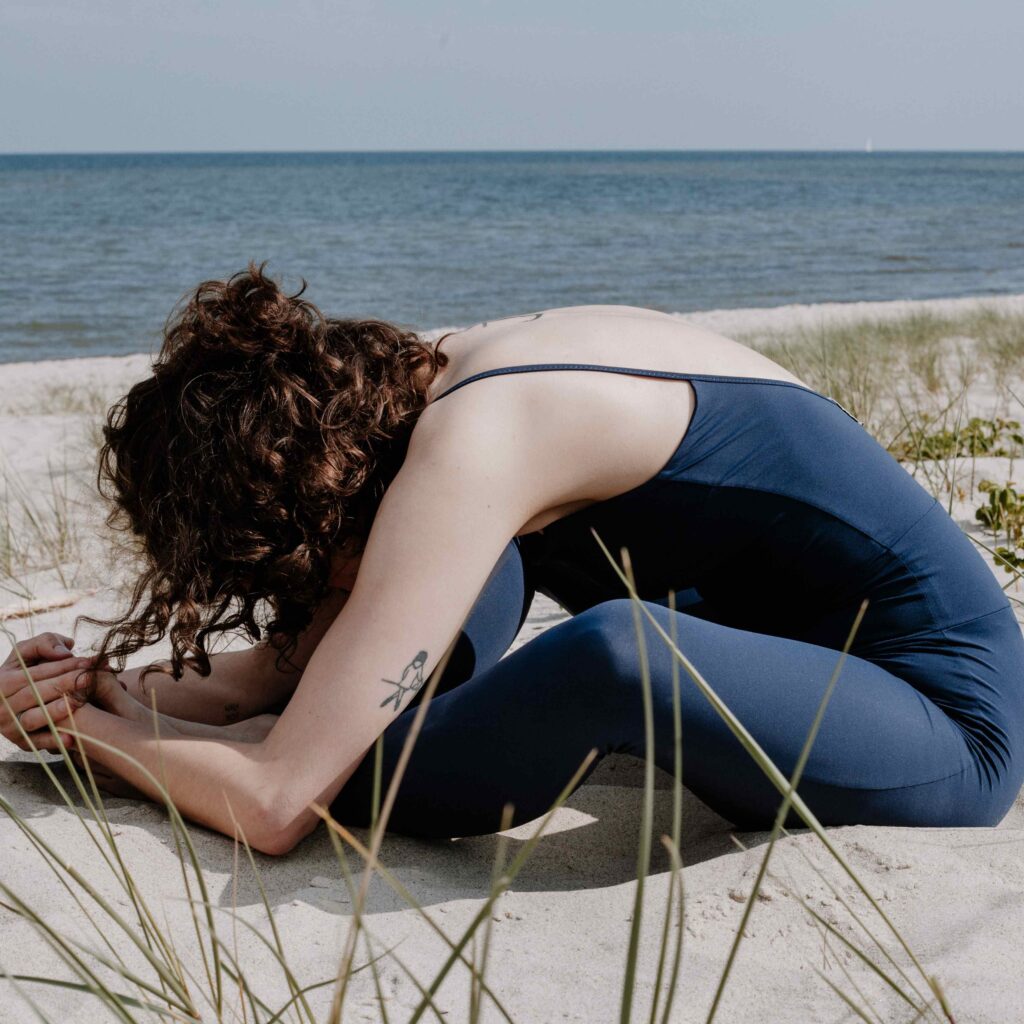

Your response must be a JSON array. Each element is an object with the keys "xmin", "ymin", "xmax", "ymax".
[{"xmin": 332, "ymin": 598, "xmax": 1023, "ymax": 838}]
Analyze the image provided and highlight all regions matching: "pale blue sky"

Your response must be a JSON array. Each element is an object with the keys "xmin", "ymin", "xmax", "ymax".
[{"xmin": 2, "ymin": 0, "xmax": 1021, "ymax": 153}]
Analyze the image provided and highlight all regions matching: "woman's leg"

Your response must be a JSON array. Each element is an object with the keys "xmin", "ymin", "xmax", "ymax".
[
  {"xmin": 332, "ymin": 598, "xmax": 1024, "ymax": 837},
  {"xmin": 420, "ymin": 537, "xmax": 535, "ymax": 702}
]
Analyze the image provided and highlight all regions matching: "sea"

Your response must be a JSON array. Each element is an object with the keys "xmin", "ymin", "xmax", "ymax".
[{"xmin": 1, "ymin": 151, "xmax": 1022, "ymax": 364}]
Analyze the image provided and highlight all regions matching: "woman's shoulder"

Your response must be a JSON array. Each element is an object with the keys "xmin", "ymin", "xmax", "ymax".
[
  {"xmin": 442, "ymin": 303, "xmax": 680, "ymax": 340},
  {"xmin": 531, "ymin": 303, "xmax": 681, "ymax": 321},
  {"xmin": 427, "ymin": 304, "xmax": 802, "ymax": 396},
  {"xmin": 405, "ymin": 310, "xmax": 704, "ymax": 526}
]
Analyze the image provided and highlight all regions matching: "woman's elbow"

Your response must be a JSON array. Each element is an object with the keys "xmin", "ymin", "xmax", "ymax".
[
  {"xmin": 247, "ymin": 825, "xmax": 304, "ymax": 857},
  {"xmin": 240, "ymin": 748, "xmax": 358, "ymax": 856},
  {"xmin": 243, "ymin": 796, "xmax": 321, "ymax": 857}
]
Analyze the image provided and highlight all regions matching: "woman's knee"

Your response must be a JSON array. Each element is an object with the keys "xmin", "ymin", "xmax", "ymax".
[
  {"xmin": 558, "ymin": 598, "xmax": 664, "ymax": 702},
  {"xmin": 566, "ymin": 595, "xmax": 637, "ymax": 649}
]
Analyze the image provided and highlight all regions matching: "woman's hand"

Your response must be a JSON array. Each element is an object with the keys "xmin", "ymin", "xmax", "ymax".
[
  {"xmin": 1, "ymin": 632, "xmax": 94, "ymax": 751},
  {"xmin": 1, "ymin": 632, "xmax": 143, "ymax": 751},
  {"xmin": 73, "ymin": 666, "xmax": 147, "ymax": 721}
]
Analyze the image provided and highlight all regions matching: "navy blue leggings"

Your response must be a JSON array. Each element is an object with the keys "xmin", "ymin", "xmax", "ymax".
[{"xmin": 331, "ymin": 542, "xmax": 1024, "ymax": 837}]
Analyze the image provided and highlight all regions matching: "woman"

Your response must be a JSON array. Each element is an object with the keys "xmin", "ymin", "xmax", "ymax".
[{"xmin": 2, "ymin": 265, "xmax": 1022, "ymax": 853}]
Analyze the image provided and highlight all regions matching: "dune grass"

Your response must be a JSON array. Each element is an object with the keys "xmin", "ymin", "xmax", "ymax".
[
  {"xmin": 743, "ymin": 306, "xmax": 1024, "ymax": 446},
  {"xmin": 4, "ymin": 304, "xmax": 1019, "ymax": 1019},
  {"xmin": 0, "ymin": 535, "xmax": 957, "ymax": 1022},
  {"xmin": 0, "ymin": 381, "xmax": 118, "ymax": 419},
  {"xmin": 744, "ymin": 308, "xmax": 1024, "ymax": 585},
  {"xmin": 0, "ymin": 454, "xmax": 83, "ymax": 604}
]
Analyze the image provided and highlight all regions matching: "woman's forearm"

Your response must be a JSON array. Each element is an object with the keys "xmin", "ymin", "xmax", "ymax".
[
  {"xmin": 122, "ymin": 652, "xmax": 282, "ymax": 725},
  {"xmin": 119, "ymin": 697, "xmax": 275, "ymax": 743},
  {"xmin": 119, "ymin": 589, "xmax": 351, "ymax": 725},
  {"xmin": 68, "ymin": 703, "xmax": 304, "ymax": 853}
]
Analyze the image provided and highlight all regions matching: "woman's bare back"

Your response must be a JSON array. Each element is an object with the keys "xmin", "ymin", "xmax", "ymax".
[{"xmin": 420, "ymin": 305, "xmax": 807, "ymax": 535}]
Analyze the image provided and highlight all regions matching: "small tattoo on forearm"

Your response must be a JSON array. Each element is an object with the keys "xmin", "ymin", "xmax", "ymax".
[
  {"xmin": 379, "ymin": 651, "xmax": 428, "ymax": 711},
  {"xmin": 224, "ymin": 702, "xmax": 241, "ymax": 724}
]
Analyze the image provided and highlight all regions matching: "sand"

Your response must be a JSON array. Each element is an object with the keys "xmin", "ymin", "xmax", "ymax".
[{"xmin": 2, "ymin": 293, "xmax": 1023, "ymax": 1022}]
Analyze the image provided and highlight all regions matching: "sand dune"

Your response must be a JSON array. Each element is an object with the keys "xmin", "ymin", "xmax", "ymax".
[{"xmin": 2, "ymin": 293, "xmax": 1024, "ymax": 1022}]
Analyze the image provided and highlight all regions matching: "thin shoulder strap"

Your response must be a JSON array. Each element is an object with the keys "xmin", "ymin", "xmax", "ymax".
[
  {"xmin": 430, "ymin": 361, "xmax": 860, "ymax": 422},
  {"xmin": 432, "ymin": 362, "xmax": 695, "ymax": 402}
]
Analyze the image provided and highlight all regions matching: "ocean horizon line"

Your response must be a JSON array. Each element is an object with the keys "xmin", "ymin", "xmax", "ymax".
[{"xmin": 4, "ymin": 147, "xmax": 1024, "ymax": 159}]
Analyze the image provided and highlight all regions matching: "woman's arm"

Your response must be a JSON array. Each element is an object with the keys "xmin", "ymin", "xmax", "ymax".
[
  {"xmin": 118, "ymin": 587, "xmax": 351, "ymax": 724},
  {"xmin": 99, "ymin": 676, "xmax": 279, "ymax": 743},
  {"xmin": 64, "ymin": 388, "xmax": 574, "ymax": 855}
]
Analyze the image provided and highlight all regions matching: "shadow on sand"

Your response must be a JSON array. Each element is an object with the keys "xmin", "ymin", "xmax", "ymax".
[{"xmin": 4, "ymin": 752, "xmax": 791, "ymax": 917}]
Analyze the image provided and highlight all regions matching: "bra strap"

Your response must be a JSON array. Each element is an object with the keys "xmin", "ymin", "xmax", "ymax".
[
  {"xmin": 433, "ymin": 362, "xmax": 704, "ymax": 403},
  {"xmin": 430, "ymin": 362, "xmax": 859, "ymax": 423}
]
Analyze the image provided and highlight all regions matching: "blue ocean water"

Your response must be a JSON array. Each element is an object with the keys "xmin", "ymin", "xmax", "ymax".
[{"xmin": 0, "ymin": 151, "xmax": 1022, "ymax": 364}]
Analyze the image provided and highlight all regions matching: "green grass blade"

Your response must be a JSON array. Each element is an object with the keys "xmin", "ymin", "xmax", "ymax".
[
  {"xmin": 656, "ymin": 835, "xmax": 686, "ymax": 1024},
  {"xmin": 329, "ymin": 631, "xmax": 464, "ymax": 1022},
  {"xmin": 0, "ymin": 625, "xmax": 178, "ymax": 942},
  {"xmin": 0, "ymin": 965, "xmax": 57, "ymax": 1024},
  {"xmin": 811, "ymin": 916, "xmax": 885, "ymax": 1024},
  {"xmin": 619, "ymin": 550, "xmax": 657, "ymax": 1024},
  {"xmin": 317, "ymin": 814, "xmax": 518, "ymax": 1024},
  {"xmin": 648, "ymin": 591, "xmax": 685, "ymax": 1024},
  {"xmin": 749, "ymin": 853, "xmax": 940, "ymax": 1019},
  {"xmin": 812, "ymin": 967, "xmax": 879, "ymax": 1024},
  {"xmin": 321, "ymin": 823, "xmax": 449, "ymax": 1024},
  {"xmin": 0, "ymin": 881, "xmax": 159, "ymax": 1024},
  {"xmin": 588, "ymin": 528, "xmax": 948, "ymax": 1011},
  {"xmin": 363, "ymin": 927, "xmax": 392, "ymax": 1024},
  {"xmin": 0, "ymin": 645, "xmax": 197, "ymax": 1010},
  {"xmin": 778, "ymin": 826, "xmax": 934, "ymax": 1007},
  {"xmin": 224, "ymin": 805, "xmax": 317, "ymax": 1024},
  {"xmin": 145, "ymin": 700, "xmax": 221, "ymax": 1018},
  {"xmin": 4, "ymin": 975, "xmax": 196, "ymax": 1021},
  {"xmin": 324, "ymin": 745, "xmax": 598, "ymax": 1024},
  {"xmin": 704, "ymin": 599, "xmax": 868, "ymax": 1023},
  {"xmin": 470, "ymin": 803, "xmax": 515, "ymax": 1024}
]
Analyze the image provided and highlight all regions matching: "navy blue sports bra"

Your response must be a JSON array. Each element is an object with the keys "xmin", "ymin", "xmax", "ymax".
[{"xmin": 430, "ymin": 359, "xmax": 1011, "ymax": 668}]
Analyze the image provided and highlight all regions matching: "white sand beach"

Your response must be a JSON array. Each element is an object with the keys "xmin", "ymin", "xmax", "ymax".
[{"xmin": 2, "ymin": 293, "xmax": 1024, "ymax": 1022}]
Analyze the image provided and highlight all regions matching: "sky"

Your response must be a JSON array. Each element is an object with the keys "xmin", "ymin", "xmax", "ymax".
[{"xmin": 2, "ymin": 0, "xmax": 1022, "ymax": 153}]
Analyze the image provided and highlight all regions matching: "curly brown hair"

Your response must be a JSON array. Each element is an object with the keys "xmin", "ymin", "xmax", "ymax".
[{"xmin": 80, "ymin": 262, "xmax": 448, "ymax": 681}]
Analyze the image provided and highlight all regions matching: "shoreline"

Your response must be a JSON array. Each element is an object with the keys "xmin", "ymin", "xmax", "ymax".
[{"xmin": 1, "ymin": 290, "xmax": 1023, "ymax": 378}]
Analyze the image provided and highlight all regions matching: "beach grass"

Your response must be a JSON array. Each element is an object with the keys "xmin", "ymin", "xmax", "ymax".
[
  {"xmin": 0, "ymin": 381, "xmax": 117, "ymax": 419},
  {"xmin": 0, "ymin": 544, "xmax": 956, "ymax": 1022},
  {"xmin": 4, "ymin": 303, "xmax": 1023, "ymax": 1020},
  {"xmin": 0, "ymin": 455, "xmax": 83, "ymax": 603},
  {"xmin": 744, "ymin": 306, "xmax": 1024, "ymax": 443}
]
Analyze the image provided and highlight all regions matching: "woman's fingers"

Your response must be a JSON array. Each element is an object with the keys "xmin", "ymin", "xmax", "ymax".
[
  {"xmin": 3, "ymin": 684, "xmax": 80, "ymax": 724},
  {"xmin": 0, "ymin": 667, "xmax": 92, "ymax": 744},
  {"xmin": 1, "ymin": 632, "xmax": 77, "ymax": 670},
  {"xmin": 4, "ymin": 670, "xmax": 91, "ymax": 716},
  {"xmin": 17, "ymin": 697, "xmax": 76, "ymax": 733},
  {"xmin": 1, "ymin": 656, "xmax": 97, "ymax": 700},
  {"xmin": 1, "ymin": 708, "xmax": 74, "ymax": 752},
  {"xmin": 20, "ymin": 728, "xmax": 72, "ymax": 754}
]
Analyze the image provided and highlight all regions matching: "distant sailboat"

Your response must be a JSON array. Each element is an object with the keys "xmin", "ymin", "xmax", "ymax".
[{"xmin": 865, "ymin": 138, "xmax": 874, "ymax": 153}]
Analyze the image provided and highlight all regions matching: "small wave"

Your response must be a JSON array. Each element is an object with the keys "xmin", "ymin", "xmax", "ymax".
[{"xmin": 20, "ymin": 320, "xmax": 90, "ymax": 334}]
